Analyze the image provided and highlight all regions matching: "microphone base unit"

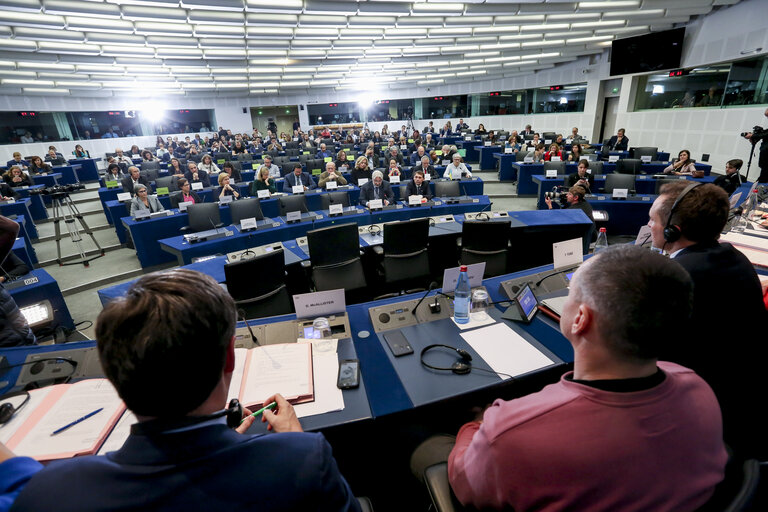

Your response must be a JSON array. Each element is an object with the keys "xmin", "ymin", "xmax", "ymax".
[
  {"xmin": 184, "ymin": 228, "xmax": 232, "ymax": 244},
  {"xmin": 233, "ymin": 313, "xmax": 352, "ymax": 349},
  {"xmin": 498, "ymin": 264, "xmax": 580, "ymax": 299}
]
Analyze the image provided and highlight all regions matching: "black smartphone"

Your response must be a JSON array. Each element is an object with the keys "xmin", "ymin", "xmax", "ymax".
[{"xmin": 337, "ymin": 359, "xmax": 360, "ymax": 389}]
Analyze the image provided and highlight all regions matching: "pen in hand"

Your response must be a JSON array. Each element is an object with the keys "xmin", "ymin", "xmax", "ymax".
[
  {"xmin": 51, "ymin": 408, "xmax": 104, "ymax": 436},
  {"xmin": 238, "ymin": 402, "xmax": 277, "ymax": 426}
]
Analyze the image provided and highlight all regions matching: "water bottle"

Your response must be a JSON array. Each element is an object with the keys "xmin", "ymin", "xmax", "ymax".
[
  {"xmin": 594, "ymin": 227, "xmax": 608, "ymax": 253},
  {"xmin": 454, "ymin": 265, "xmax": 471, "ymax": 324},
  {"xmin": 732, "ymin": 189, "xmax": 759, "ymax": 233}
]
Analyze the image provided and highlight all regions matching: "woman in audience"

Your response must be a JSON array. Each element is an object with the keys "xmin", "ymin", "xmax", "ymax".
[
  {"xmin": 335, "ymin": 150, "xmax": 351, "ymax": 172},
  {"xmin": 73, "ymin": 144, "xmax": 89, "ymax": 158},
  {"xmin": 215, "ymin": 173, "xmax": 240, "ymax": 201},
  {"xmin": 199, "ymin": 154, "xmax": 221, "ymax": 175},
  {"xmin": 28, "ymin": 156, "xmax": 52, "ymax": 175},
  {"xmin": 386, "ymin": 159, "xmax": 402, "ymax": 179},
  {"xmin": 219, "ymin": 161, "xmax": 241, "ymax": 183},
  {"xmin": 429, "ymin": 150, "xmax": 440, "ymax": 164},
  {"xmin": 171, "ymin": 178, "xmax": 200, "ymax": 208},
  {"xmin": 381, "ymin": 125, "xmax": 390, "ymax": 136},
  {"xmin": 443, "ymin": 153, "xmax": 472, "ymax": 179},
  {"xmin": 475, "ymin": 124, "xmax": 488, "ymax": 135},
  {"xmin": 532, "ymin": 143, "xmax": 547, "ymax": 163},
  {"xmin": 105, "ymin": 163, "xmax": 125, "ymax": 182},
  {"xmin": 141, "ymin": 150, "xmax": 158, "ymax": 162},
  {"xmin": 664, "ymin": 149, "xmax": 697, "ymax": 175},
  {"xmin": 232, "ymin": 140, "xmax": 248, "ymax": 154},
  {"xmin": 544, "ymin": 143, "xmax": 563, "ymax": 161},
  {"xmin": 372, "ymin": 131, "xmax": 382, "ymax": 143},
  {"xmin": 351, "ymin": 156, "xmax": 373, "ymax": 185},
  {"xmin": 129, "ymin": 184, "xmax": 165, "ymax": 216},
  {"xmin": 3, "ymin": 166, "xmax": 33, "ymax": 187},
  {"xmin": 531, "ymin": 133, "xmax": 541, "ymax": 146},
  {"xmin": 566, "ymin": 159, "xmax": 595, "ymax": 192},
  {"xmin": 167, "ymin": 158, "xmax": 185, "ymax": 178},
  {"xmin": 250, "ymin": 166, "xmax": 276, "ymax": 196},
  {"xmin": 155, "ymin": 136, "xmax": 164, "ymax": 148},
  {"xmin": 129, "ymin": 145, "xmax": 141, "ymax": 157},
  {"xmin": 568, "ymin": 143, "xmax": 584, "ymax": 162}
]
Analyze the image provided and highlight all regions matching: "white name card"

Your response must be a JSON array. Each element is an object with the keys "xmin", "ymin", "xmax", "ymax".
[
  {"xmin": 241, "ymin": 217, "xmax": 258, "ymax": 230},
  {"xmin": 409, "ymin": 195, "xmax": 423, "ymax": 205},
  {"xmin": 257, "ymin": 189, "xmax": 270, "ymax": 198},
  {"xmin": 325, "ymin": 180, "xmax": 338, "ymax": 190},
  {"xmin": 293, "ymin": 137, "xmax": 299, "ymax": 141},
  {"xmin": 219, "ymin": 194, "xmax": 233, "ymax": 204},
  {"xmin": 358, "ymin": 178, "xmax": 368, "ymax": 186},
  {"xmin": 292, "ymin": 184, "xmax": 304, "ymax": 194},
  {"xmin": 178, "ymin": 200, "xmax": 193, "ymax": 212},
  {"xmin": 292, "ymin": 288, "xmax": 346, "ymax": 319},
  {"xmin": 484, "ymin": 141, "xmax": 491, "ymax": 147},
  {"xmin": 424, "ymin": 173, "xmax": 431, "ymax": 181},
  {"xmin": 546, "ymin": 170, "xmax": 558, "ymax": 178},
  {"xmin": 286, "ymin": 211, "xmax": 302, "ymax": 222},
  {"xmin": 544, "ymin": 139, "xmax": 552, "ymax": 145},
  {"xmin": 368, "ymin": 199, "xmax": 383, "ymax": 209},
  {"xmin": 441, "ymin": 262, "xmax": 485, "ymax": 292},
  {"xmin": 641, "ymin": 155, "xmax": 652, "ymax": 163},
  {"xmin": 117, "ymin": 192, "xmax": 131, "ymax": 201},
  {"xmin": 329, "ymin": 203, "xmax": 343, "ymax": 215},
  {"xmin": 504, "ymin": 147, "xmax": 513, "ymax": 154},
  {"xmin": 553, "ymin": 237, "xmax": 583, "ymax": 270},
  {"xmin": 465, "ymin": 136, "xmax": 472, "ymax": 141},
  {"xmin": 612, "ymin": 188, "xmax": 629, "ymax": 199},
  {"xmin": 400, "ymin": 144, "xmax": 407, "ymax": 150},
  {"xmin": 389, "ymin": 175, "xmax": 400, "ymax": 183},
  {"xmin": 192, "ymin": 182, "xmax": 204, "ymax": 190},
  {"xmin": 551, "ymin": 156, "xmax": 561, "ymax": 161},
  {"xmin": 608, "ymin": 155, "xmax": 620, "ymax": 163},
  {"xmin": 134, "ymin": 209, "xmax": 150, "ymax": 220},
  {"xmin": 524, "ymin": 156, "xmax": 534, "ymax": 163}
]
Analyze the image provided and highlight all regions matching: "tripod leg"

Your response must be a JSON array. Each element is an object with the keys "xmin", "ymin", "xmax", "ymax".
[
  {"xmin": 65, "ymin": 196, "xmax": 104, "ymax": 256},
  {"xmin": 52, "ymin": 199, "xmax": 65, "ymax": 265}
]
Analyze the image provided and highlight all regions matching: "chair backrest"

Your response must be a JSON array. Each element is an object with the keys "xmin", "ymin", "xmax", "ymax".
[
  {"xmin": 186, "ymin": 202, "xmax": 221, "ymax": 232},
  {"xmin": 462, "ymin": 220, "xmax": 511, "ymax": 252},
  {"xmin": 542, "ymin": 132, "xmax": 557, "ymax": 142},
  {"xmin": 383, "ymin": 218, "xmax": 429, "ymax": 255},
  {"xmin": 306, "ymin": 223, "xmax": 360, "ymax": 267},
  {"xmin": 615, "ymin": 158, "xmax": 643, "ymax": 175},
  {"xmin": 236, "ymin": 153, "xmax": 252, "ymax": 161},
  {"xmin": 516, "ymin": 151, "xmax": 529, "ymax": 161},
  {"xmin": 434, "ymin": 180, "xmax": 460, "ymax": 197},
  {"xmin": 654, "ymin": 177, "xmax": 680, "ymax": 194},
  {"xmin": 282, "ymin": 164, "xmax": 297, "ymax": 176},
  {"xmin": 631, "ymin": 147, "xmax": 658, "ymax": 160},
  {"xmin": 605, "ymin": 173, "xmax": 636, "ymax": 193},
  {"xmin": 543, "ymin": 161, "xmax": 566, "ymax": 174},
  {"xmin": 155, "ymin": 176, "xmax": 178, "ymax": 192},
  {"xmin": 278, "ymin": 195, "xmax": 309, "ymax": 216},
  {"xmin": 229, "ymin": 197, "xmax": 264, "ymax": 224},
  {"xmin": 214, "ymin": 152, "xmax": 230, "ymax": 161},
  {"xmin": 224, "ymin": 250, "xmax": 293, "ymax": 318},
  {"xmin": 142, "ymin": 160, "xmax": 160, "ymax": 171},
  {"xmin": 320, "ymin": 191, "xmax": 350, "ymax": 209},
  {"xmin": 140, "ymin": 169, "xmax": 159, "ymax": 182},
  {"xmin": 587, "ymin": 161, "xmax": 604, "ymax": 174}
]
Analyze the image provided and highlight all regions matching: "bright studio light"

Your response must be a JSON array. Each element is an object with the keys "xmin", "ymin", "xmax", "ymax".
[{"xmin": 140, "ymin": 101, "xmax": 167, "ymax": 122}]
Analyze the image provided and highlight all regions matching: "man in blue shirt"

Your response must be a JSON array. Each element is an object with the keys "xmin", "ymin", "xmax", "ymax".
[{"xmin": 315, "ymin": 143, "xmax": 333, "ymax": 159}]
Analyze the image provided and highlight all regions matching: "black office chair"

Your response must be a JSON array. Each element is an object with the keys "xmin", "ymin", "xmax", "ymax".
[
  {"xmin": 214, "ymin": 152, "xmax": 230, "ymax": 162},
  {"xmin": 516, "ymin": 151, "xmax": 530, "ymax": 162},
  {"xmin": 155, "ymin": 176, "xmax": 178, "ymax": 193},
  {"xmin": 631, "ymin": 147, "xmax": 658, "ymax": 161},
  {"xmin": 141, "ymin": 169, "xmax": 159, "ymax": 182},
  {"xmin": 181, "ymin": 202, "xmax": 224, "ymax": 233},
  {"xmin": 654, "ymin": 177, "xmax": 679, "ymax": 194},
  {"xmin": 282, "ymin": 164, "xmax": 298, "ymax": 176},
  {"xmin": 587, "ymin": 161, "xmax": 604, "ymax": 175},
  {"xmin": 434, "ymin": 181, "xmax": 460, "ymax": 198},
  {"xmin": 278, "ymin": 195, "xmax": 309, "ymax": 216},
  {"xmin": 543, "ymin": 161, "xmax": 566, "ymax": 174},
  {"xmin": 230, "ymin": 197, "xmax": 264, "ymax": 225},
  {"xmin": 223, "ymin": 249, "xmax": 293, "ymax": 319},
  {"xmin": 604, "ymin": 174, "xmax": 636, "ymax": 194},
  {"xmin": 423, "ymin": 463, "xmax": 468, "ymax": 512},
  {"xmin": 237, "ymin": 153, "xmax": 253, "ymax": 162},
  {"xmin": 375, "ymin": 218, "xmax": 431, "ymax": 288},
  {"xmin": 615, "ymin": 158, "xmax": 643, "ymax": 175},
  {"xmin": 509, "ymin": 224, "xmax": 589, "ymax": 271},
  {"xmin": 306, "ymin": 223, "xmax": 367, "ymax": 296},
  {"xmin": 320, "ymin": 191, "xmax": 350, "ymax": 209},
  {"xmin": 458, "ymin": 220, "xmax": 511, "ymax": 277},
  {"xmin": 542, "ymin": 132, "xmax": 557, "ymax": 142}
]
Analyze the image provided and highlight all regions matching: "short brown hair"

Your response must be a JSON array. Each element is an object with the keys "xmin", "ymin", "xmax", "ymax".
[
  {"xmin": 726, "ymin": 159, "xmax": 743, "ymax": 170},
  {"xmin": 569, "ymin": 185, "xmax": 587, "ymax": 201},
  {"xmin": 657, "ymin": 182, "xmax": 729, "ymax": 242},
  {"xmin": 96, "ymin": 270, "xmax": 236, "ymax": 417}
]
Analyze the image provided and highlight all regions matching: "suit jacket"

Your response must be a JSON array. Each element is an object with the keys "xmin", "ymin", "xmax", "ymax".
[
  {"xmin": 566, "ymin": 172, "xmax": 595, "ymax": 191},
  {"xmin": 607, "ymin": 135, "xmax": 629, "ymax": 151},
  {"xmin": 169, "ymin": 190, "xmax": 201, "ymax": 209},
  {"xmin": 411, "ymin": 164, "xmax": 436, "ymax": 176},
  {"xmin": 0, "ymin": 183, "xmax": 20, "ymax": 200},
  {"xmin": 358, "ymin": 180, "xmax": 394, "ymax": 205},
  {"xmin": 129, "ymin": 195, "xmax": 165, "ymax": 216},
  {"xmin": 350, "ymin": 168, "xmax": 372, "ymax": 185},
  {"xmin": 11, "ymin": 423, "xmax": 360, "ymax": 512},
  {"xmin": 283, "ymin": 172, "xmax": 316, "ymax": 193},
  {"xmin": 713, "ymin": 173, "xmax": 743, "ymax": 196},
  {"xmin": 121, "ymin": 175, "xmax": 150, "ymax": 195},
  {"xmin": 184, "ymin": 170, "xmax": 211, "ymax": 188},
  {"xmin": 404, "ymin": 180, "xmax": 432, "ymax": 200}
]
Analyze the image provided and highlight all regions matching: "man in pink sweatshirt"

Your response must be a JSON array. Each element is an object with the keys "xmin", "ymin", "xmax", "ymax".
[{"xmin": 448, "ymin": 245, "xmax": 727, "ymax": 512}]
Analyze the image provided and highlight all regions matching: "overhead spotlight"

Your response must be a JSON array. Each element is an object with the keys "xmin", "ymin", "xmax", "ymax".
[
  {"xmin": 652, "ymin": 85, "xmax": 665, "ymax": 95},
  {"xmin": 140, "ymin": 100, "xmax": 167, "ymax": 122},
  {"xmin": 559, "ymin": 97, "xmax": 568, "ymax": 104}
]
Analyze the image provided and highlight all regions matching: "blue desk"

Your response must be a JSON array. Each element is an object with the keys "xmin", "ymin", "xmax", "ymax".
[
  {"xmin": 476, "ymin": 145, "xmax": 503, "ymax": 170},
  {"xmin": 586, "ymin": 194, "xmax": 656, "ymax": 235},
  {"xmin": 67, "ymin": 157, "xmax": 101, "ymax": 182},
  {"xmin": 13, "ymin": 185, "xmax": 47, "ymax": 221},
  {"xmin": 30, "ymin": 173, "xmax": 61, "ymax": 188},
  {"xmin": 11, "ymin": 237, "xmax": 34, "ymax": 269},
  {"xmin": 0, "ymin": 199, "xmax": 37, "ymax": 239},
  {"xmin": 12, "ymin": 215, "xmax": 34, "ymax": 260},
  {"xmin": 512, "ymin": 163, "xmax": 544, "ymax": 195},
  {"xmin": 389, "ymin": 178, "xmax": 483, "ymax": 200},
  {"xmin": 7, "ymin": 268, "xmax": 74, "ymax": 331},
  {"xmin": 494, "ymin": 153, "xmax": 518, "ymax": 181},
  {"xmin": 52, "ymin": 166, "xmax": 78, "ymax": 185},
  {"xmin": 456, "ymin": 140, "xmax": 481, "ymax": 162}
]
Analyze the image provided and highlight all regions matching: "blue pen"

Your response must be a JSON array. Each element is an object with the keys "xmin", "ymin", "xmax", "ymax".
[{"xmin": 51, "ymin": 408, "xmax": 104, "ymax": 436}]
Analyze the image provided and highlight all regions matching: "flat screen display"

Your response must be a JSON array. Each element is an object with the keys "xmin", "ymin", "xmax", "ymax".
[
  {"xmin": 517, "ymin": 285, "xmax": 538, "ymax": 321},
  {"xmin": 610, "ymin": 28, "xmax": 685, "ymax": 76}
]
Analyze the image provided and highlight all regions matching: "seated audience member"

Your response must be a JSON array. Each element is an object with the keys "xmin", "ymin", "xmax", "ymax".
[
  {"xmin": 647, "ymin": 182, "xmax": 767, "ymax": 459},
  {"xmin": 318, "ymin": 162, "xmax": 348, "ymax": 190},
  {"xmin": 215, "ymin": 173, "xmax": 240, "ymax": 202},
  {"xmin": 250, "ymin": 166, "xmax": 277, "ymax": 196},
  {"xmin": 198, "ymin": 155, "xmax": 221, "ymax": 175},
  {"xmin": 114, "ymin": 149, "xmax": 132, "ymax": 166},
  {"xmin": 413, "ymin": 156, "xmax": 436, "ymax": 176},
  {"xmin": 156, "ymin": 143, "xmax": 169, "ymax": 159},
  {"xmin": 545, "ymin": 184, "xmax": 594, "ymax": 222},
  {"xmin": 334, "ymin": 150, "xmax": 351, "ymax": 172},
  {"xmin": 571, "ymin": 127, "xmax": 585, "ymax": 143},
  {"xmin": 283, "ymin": 163, "xmax": 316, "ymax": 193},
  {"xmin": 440, "ymin": 145, "xmax": 456, "ymax": 163},
  {"xmin": 170, "ymin": 178, "xmax": 201, "ymax": 209},
  {"xmin": 607, "ymin": 128, "xmax": 629, "ymax": 151},
  {"xmin": 315, "ymin": 143, "xmax": 333, "ymax": 159},
  {"xmin": 358, "ymin": 170, "xmax": 393, "ymax": 207},
  {"xmin": 186, "ymin": 146, "xmax": 202, "ymax": 163},
  {"xmin": 5, "ymin": 152, "xmax": 28, "ymax": 170},
  {"xmin": 129, "ymin": 184, "xmax": 165, "ymax": 216},
  {"xmin": 544, "ymin": 143, "xmax": 563, "ymax": 161},
  {"xmin": 231, "ymin": 140, "xmax": 248, "ymax": 154},
  {"xmin": 350, "ymin": 156, "xmax": 373, "ymax": 185},
  {"xmin": 456, "ymin": 119, "xmax": 468, "ymax": 131},
  {"xmin": 0, "ymin": 181, "xmax": 19, "ymax": 201},
  {"xmin": 713, "ymin": 159, "xmax": 744, "ymax": 195},
  {"xmin": 475, "ymin": 123, "xmax": 487, "ymax": 135},
  {"xmin": 555, "ymin": 134, "xmax": 565, "ymax": 146},
  {"xmin": 532, "ymin": 143, "xmax": 546, "ymax": 162},
  {"xmin": 410, "ymin": 146, "xmax": 427, "ymax": 166},
  {"xmin": 45, "ymin": 148, "xmax": 63, "ymax": 162},
  {"xmin": 421, "ymin": 245, "xmax": 727, "ymax": 512},
  {"xmin": 73, "ymin": 145, "xmax": 90, "ymax": 158},
  {"xmin": 184, "ymin": 162, "xmax": 211, "ymax": 188},
  {"xmin": 141, "ymin": 150, "xmax": 158, "ymax": 163},
  {"xmin": 2, "ymin": 167, "xmax": 32, "ymax": 188},
  {"xmin": 261, "ymin": 155, "xmax": 281, "ymax": 179},
  {"xmin": 386, "ymin": 147, "xmax": 404, "ymax": 167},
  {"xmin": 0, "ymin": 269, "xmax": 360, "ymax": 511},
  {"xmin": 522, "ymin": 124, "xmax": 534, "ymax": 136},
  {"xmin": 405, "ymin": 170, "xmax": 432, "ymax": 201},
  {"xmin": 531, "ymin": 133, "xmax": 541, "ymax": 146},
  {"xmin": 664, "ymin": 150, "xmax": 697, "ymax": 175},
  {"xmin": 567, "ymin": 143, "xmax": 584, "ymax": 162},
  {"xmin": 167, "ymin": 158, "xmax": 186, "ymax": 179},
  {"xmin": 566, "ymin": 159, "xmax": 595, "ymax": 191},
  {"xmin": 121, "ymin": 167, "xmax": 150, "ymax": 196},
  {"xmin": 219, "ymin": 161, "xmax": 241, "ymax": 184},
  {"xmin": 443, "ymin": 154, "xmax": 472, "ymax": 179},
  {"xmin": 104, "ymin": 163, "xmax": 125, "ymax": 183},
  {"xmin": 0, "ymin": 215, "xmax": 35, "ymax": 347},
  {"xmin": 385, "ymin": 159, "xmax": 402, "ymax": 179}
]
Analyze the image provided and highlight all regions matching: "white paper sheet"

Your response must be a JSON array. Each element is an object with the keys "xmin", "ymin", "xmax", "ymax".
[
  {"xmin": 0, "ymin": 387, "xmax": 53, "ymax": 444},
  {"xmin": 451, "ymin": 315, "xmax": 497, "ymax": 330},
  {"xmin": 239, "ymin": 343, "xmax": 313, "ymax": 408},
  {"xmin": 227, "ymin": 348, "xmax": 249, "ymax": 399},
  {"xmin": 294, "ymin": 338, "xmax": 344, "ymax": 418},
  {"xmin": 97, "ymin": 411, "xmax": 138, "ymax": 455},
  {"xmin": 460, "ymin": 323, "xmax": 554, "ymax": 379}
]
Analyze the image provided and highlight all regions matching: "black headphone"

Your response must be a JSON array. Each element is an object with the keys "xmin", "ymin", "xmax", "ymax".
[
  {"xmin": 368, "ymin": 224, "xmax": 381, "ymax": 236},
  {"xmin": 0, "ymin": 391, "xmax": 30, "ymax": 424},
  {"xmin": 474, "ymin": 212, "xmax": 490, "ymax": 221},
  {"xmin": 663, "ymin": 182, "xmax": 703, "ymax": 243},
  {"xmin": 420, "ymin": 344, "xmax": 473, "ymax": 375},
  {"xmin": 131, "ymin": 398, "xmax": 243, "ymax": 434}
]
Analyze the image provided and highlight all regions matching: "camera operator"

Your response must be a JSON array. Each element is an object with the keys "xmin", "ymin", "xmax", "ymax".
[
  {"xmin": 742, "ymin": 108, "xmax": 768, "ymax": 183},
  {"xmin": 545, "ymin": 185, "xmax": 594, "ymax": 221}
]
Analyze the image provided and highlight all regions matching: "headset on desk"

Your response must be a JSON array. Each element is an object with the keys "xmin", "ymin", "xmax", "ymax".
[{"xmin": 420, "ymin": 344, "xmax": 513, "ymax": 379}]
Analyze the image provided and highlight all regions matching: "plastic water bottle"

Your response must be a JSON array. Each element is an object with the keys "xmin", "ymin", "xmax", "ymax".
[
  {"xmin": 594, "ymin": 227, "xmax": 608, "ymax": 253},
  {"xmin": 454, "ymin": 265, "xmax": 471, "ymax": 324},
  {"xmin": 732, "ymin": 189, "xmax": 759, "ymax": 232}
]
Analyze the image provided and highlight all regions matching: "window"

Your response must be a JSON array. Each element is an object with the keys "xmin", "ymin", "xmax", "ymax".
[
  {"xmin": 532, "ymin": 84, "xmax": 587, "ymax": 113},
  {"xmin": 307, "ymin": 103, "xmax": 361, "ymax": 125}
]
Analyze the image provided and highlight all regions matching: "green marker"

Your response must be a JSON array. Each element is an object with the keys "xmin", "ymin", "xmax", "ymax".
[{"xmin": 239, "ymin": 401, "xmax": 277, "ymax": 425}]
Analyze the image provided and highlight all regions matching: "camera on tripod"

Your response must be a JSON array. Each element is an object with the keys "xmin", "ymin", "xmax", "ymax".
[
  {"xmin": 405, "ymin": 105, "xmax": 414, "ymax": 119},
  {"xmin": 30, "ymin": 184, "xmax": 86, "ymax": 196},
  {"xmin": 741, "ymin": 126, "xmax": 765, "ymax": 138},
  {"xmin": 544, "ymin": 186, "xmax": 569, "ymax": 207}
]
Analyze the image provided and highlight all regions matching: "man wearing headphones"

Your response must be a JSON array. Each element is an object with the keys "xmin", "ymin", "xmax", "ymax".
[
  {"xmin": 1, "ymin": 269, "xmax": 360, "ymax": 512},
  {"xmin": 647, "ymin": 181, "xmax": 766, "ymax": 460},
  {"xmin": 436, "ymin": 246, "xmax": 727, "ymax": 511}
]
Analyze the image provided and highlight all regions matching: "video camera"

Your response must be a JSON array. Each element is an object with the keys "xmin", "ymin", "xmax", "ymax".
[
  {"xmin": 544, "ymin": 186, "xmax": 569, "ymax": 207},
  {"xmin": 741, "ymin": 125, "xmax": 765, "ymax": 138},
  {"xmin": 29, "ymin": 183, "xmax": 86, "ymax": 196}
]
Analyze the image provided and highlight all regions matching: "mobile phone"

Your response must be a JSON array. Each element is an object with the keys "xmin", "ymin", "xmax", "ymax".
[{"xmin": 337, "ymin": 359, "xmax": 360, "ymax": 389}]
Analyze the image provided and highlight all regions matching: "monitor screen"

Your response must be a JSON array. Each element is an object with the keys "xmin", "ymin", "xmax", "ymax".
[
  {"xmin": 610, "ymin": 28, "xmax": 685, "ymax": 76},
  {"xmin": 565, "ymin": 272, "xmax": 575, "ymax": 282},
  {"xmin": 516, "ymin": 285, "xmax": 538, "ymax": 321}
]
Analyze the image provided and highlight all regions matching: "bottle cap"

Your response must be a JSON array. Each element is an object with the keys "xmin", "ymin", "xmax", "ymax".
[
  {"xmin": 460, "ymin": 265, "xmax": 468, "ymax": 272},
  {"xmin": 599, "ymin": 227, "xmax": 607, "ymax": 232}
]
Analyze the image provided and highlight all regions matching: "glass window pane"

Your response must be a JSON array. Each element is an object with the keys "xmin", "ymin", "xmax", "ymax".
[
  {"xmin": 0, "ymin": 111, "xmax": 62, "ymax": 145},
  {"xmin": 635, "ymin": 65, "xmax": 730, "ymax": 110},
  {"xmin": 420, "ymin": 95, "xmax": 468, "ymax": 120},
  {"xmin": 307, "ymin": 102, "xmax": 360, "ymax": 125},
  {"xmin": 724, "ymin": 57, "xmax": 768, "ymax": 106},
  {"xmin": 533, "ymin": 83, "xmax": 586, "ymax": 113}
]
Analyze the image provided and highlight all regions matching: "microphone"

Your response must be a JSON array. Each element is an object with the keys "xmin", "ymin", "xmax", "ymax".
[
  {"xmin": 238, "ymin": 309, "xmax": 260, "ymax": 346},
  {"xmin": 412, "ymin": 282, "xmax": 439, "ymax": 316},
  {"xmin": 209, "ymin": 217, "xmax": 220, "ymax": 234}
]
